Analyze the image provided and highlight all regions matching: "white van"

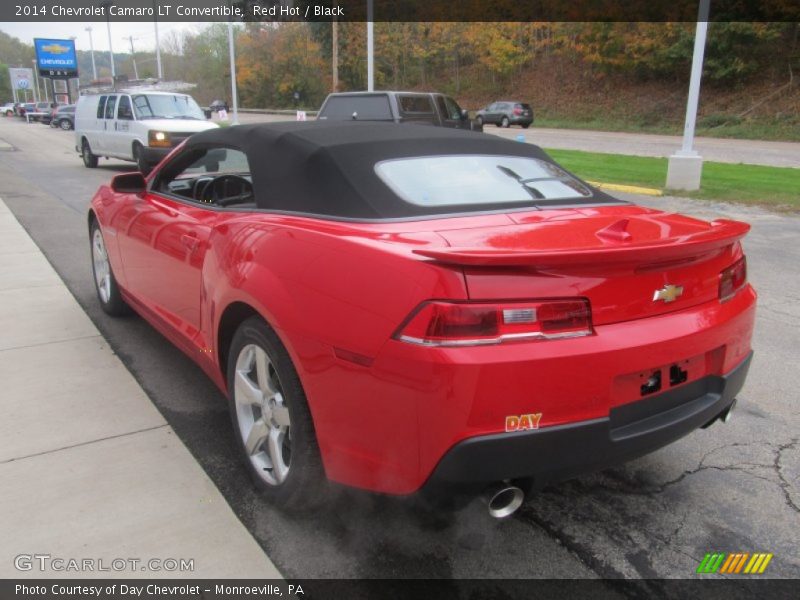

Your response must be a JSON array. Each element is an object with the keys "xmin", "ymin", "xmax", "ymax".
[{"xmin": 75, "ymin": 91, "xmax": 218, "ymax": 173}]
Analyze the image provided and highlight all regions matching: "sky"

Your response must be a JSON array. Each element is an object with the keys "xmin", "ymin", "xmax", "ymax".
[{"xmin": 0, "ymin": 21, "xmax": 205, "ymax": 53}]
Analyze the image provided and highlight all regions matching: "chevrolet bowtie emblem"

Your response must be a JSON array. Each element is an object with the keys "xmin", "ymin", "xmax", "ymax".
[{"xmin": 653, "ymin": 284, "xmax": 684, "ymax": 303}]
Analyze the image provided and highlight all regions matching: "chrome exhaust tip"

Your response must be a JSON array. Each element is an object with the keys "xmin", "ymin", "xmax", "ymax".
[
  {"xmin": 483, "ymin": 482, "xmax": 525, "ymax": 519},
  {"xmin": 722, "ymin": 398, "xmax": 737, "ymax": 423}
]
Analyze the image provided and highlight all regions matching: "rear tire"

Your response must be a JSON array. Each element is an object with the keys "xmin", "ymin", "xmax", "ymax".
[
  {"xmin": 60, "ymin": 119, "xmax": 72, "ymax": 130},
  {"xmin": 521, "ymin": 123, "xmax": 530, "ymax": 129},
  {"xmin": 90, "ymin": 220, "xmax": 130, "ymax": 317},
  {"xmin": 227, "ymin": 317, "xmax": 327, "ymax": 511},
  {"xmin": 82, "ymin": 139, "xmax": 98, "ymax": 168}
]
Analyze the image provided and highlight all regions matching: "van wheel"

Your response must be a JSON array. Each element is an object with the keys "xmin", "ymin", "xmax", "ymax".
[
  {"xmin": 82, "ymin": 140, "xmax": 98, "ymax": 168},
  {"xmin": 133, "ymin": 143, "xmax": 150, "ymax": 175}
]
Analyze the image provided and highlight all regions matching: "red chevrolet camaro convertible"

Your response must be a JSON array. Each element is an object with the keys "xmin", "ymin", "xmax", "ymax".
[{"xmin": 89, "ymin": 122, "xmax": 755, "ymax": 516}]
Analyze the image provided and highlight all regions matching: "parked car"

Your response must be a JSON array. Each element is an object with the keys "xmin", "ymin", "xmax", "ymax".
[
  {"xmin": 75, "ymin": 90, "xmax": 218, "ymax": 173},
  {"xmin": 89, "ymin": 122, "xmax": 755, "ymax": 515},
  {"xmin": 1, "ymin": 103, "xmax": 15, "ymax": 116},
  {"xmin": 476, "ymin": 101, "xmax": 534, "ymax": 128},
  {"xmin": 27, "ymin": 101, "xmax": 56, "ymax": 123},
  {"xmin": 209, "ymin": 99, "xmax": 229, "ymax": 113},
  {"xmin": 18, "ymin": 103, "xmax": 35, "ymax": 118},
  {"xmin": 317, "ymin": 91, "xmax": 483, "ymax": 131},
  {"xmin": 50, "ymin": 104, "xmax": 76, "ymax": 130}
]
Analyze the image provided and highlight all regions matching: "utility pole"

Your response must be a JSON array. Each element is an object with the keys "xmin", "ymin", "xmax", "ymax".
[
  {"xmin": 153, "ymin": 0, "xmax": 163, "ymax": 79},
  {"xmin": 125, "ymin": 36, "xmax": 139, "ymax": 79},
  {"xmin": 85, "ymin": 26, "xmax": 98, "ymax": 80},
  {"xmin": 332, "ymin": 19, "xmax": 339, "ymax": 92},
  {"xmin": 366, "ymin": 0, "xmax": 374, "ymax": 91},
  {"xmin": 100, "ymin": 1, "xmax": 116, "ymax": 79}
]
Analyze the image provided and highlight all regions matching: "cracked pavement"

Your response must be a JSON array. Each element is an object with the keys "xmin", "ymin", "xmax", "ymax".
[{"xmin": 0, "ymin": 120, "xmax": 797, "ymax": 580}]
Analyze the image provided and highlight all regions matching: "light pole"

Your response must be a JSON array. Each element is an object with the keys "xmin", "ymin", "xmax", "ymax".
[
  {"xmin": 153, "ymin": 0, "xmax": 163, "ymax": 79},
  {"xmin": 666, "ymin": 0, "xmax": 710, "ymax": 191},
  {"xmin": 366, "ymin": 0, "xmax": 374, "ymax": 91},
  {"xmin": 85, "ymin": 26, "xmax": 98, "ymax": 80},
  {"xmin": 100, "ymin": 1, "xmax": 116, "ymax": 79},
  {"xmin": 125, "ymin": 36, "xmax": 139, "ymax": 79},
  {"xmin": 31, "ymin": 59, "xmax": 40, "ymax": 102},
  {"xmin": 227, "ymin": 19, "xmax": 239, "ymax": 124}
]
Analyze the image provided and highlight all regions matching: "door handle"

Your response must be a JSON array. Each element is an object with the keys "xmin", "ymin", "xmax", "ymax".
[{"xmin": 180, "ymin": 234, "xmax": 199, "ymax": 252}]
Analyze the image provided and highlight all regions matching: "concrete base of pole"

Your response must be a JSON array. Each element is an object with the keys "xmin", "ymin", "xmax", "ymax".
[{"xmin": 666, "ymin": 153, "xmax": 703, "ymax": 191}]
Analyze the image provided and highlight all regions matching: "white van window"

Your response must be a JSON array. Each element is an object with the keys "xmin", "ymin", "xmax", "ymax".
[
  {"xmin": 117, "ymin": 95, "xmax": 134, "ymax": 120},
  {"xmin": 104, "ymin": 96, "xmax": 117, "ymax": 120},
  {"xmin": 96, "ymin": 96, "xmax": 107, "ymax": 119},
  {"xmin": 132, "ymin": 94, "xmax": 205, "ymax": 121}
]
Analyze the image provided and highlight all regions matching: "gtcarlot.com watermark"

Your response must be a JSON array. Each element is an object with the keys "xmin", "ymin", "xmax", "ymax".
[{"xmin": 14, "ymin": 554, "xmax": 194, "ymax": 573}]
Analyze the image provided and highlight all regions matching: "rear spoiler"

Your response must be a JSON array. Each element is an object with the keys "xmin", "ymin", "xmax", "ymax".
[{"xmin": 413, "ymin": 219, "xmax": 750, "ymax": 267}]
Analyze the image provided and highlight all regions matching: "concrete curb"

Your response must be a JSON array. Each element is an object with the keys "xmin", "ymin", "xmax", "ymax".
[
  {"xmin": 0, "ymin": 199, "xmax": 281, "ymax": 579},
  {"xmin": 586, "ymin": 180, "xmax": 664, "ymax": 196}
]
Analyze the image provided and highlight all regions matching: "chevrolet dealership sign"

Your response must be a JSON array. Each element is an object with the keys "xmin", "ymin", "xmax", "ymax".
[{"xmin": 34, "ymin": 38, "xmax": 78, "ymax": 78}]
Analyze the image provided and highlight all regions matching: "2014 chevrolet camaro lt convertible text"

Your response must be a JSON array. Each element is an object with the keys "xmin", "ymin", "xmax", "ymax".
[{"xmin": 89, "ymin": 122, "xmax": 755, "ymax": 517}]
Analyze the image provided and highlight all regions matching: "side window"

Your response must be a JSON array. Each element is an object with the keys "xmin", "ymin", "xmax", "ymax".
[
  {"xmin": 96, "ymin": 96, "xmax": 107, "ymax": 119},
  {"xmin": 117, "ymin": 95, "xmax": 133, "ymax": 120},
  {"xmin": 398, "ymin": 95, "xmax": 434, "ymax": 114},
  {"xmin": 104, "ymin": 95, "xmax": 117, "ymax": 120},
  {"xmin": 444, "ymin": 97, "xmax": 463, "ymax": 120},
  {"xmin": 435, "ymin": 96, "xmax": 449, "ymax": 119},
  {"xmin": 156, "ymin": 147, "xmax": 253, "ymax": 207}
]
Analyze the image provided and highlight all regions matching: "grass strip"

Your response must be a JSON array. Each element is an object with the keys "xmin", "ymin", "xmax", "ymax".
[{"xmin": 546, "ymin": 148, "xmax": 800, "ymax": 209}]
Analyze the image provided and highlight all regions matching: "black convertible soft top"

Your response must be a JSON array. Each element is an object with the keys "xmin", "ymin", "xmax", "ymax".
[{"xmin": 184, "ymin": 121, "xmax": 620, "ymax": 220}]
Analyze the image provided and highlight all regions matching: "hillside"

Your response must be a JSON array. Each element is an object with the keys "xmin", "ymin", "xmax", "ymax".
[{"xmin": 454, "ymin": 56, "xmax": 800, "ymax": 141}]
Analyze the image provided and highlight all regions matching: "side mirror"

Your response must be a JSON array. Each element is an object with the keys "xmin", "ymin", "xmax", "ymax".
[{"xmin": 111, "ymin": 172, "xmax": 147, "ymax": 194}]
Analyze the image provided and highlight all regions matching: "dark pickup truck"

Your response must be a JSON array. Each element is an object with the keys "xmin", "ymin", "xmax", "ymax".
[{"xmin": 317, "ymin": 91, "xmax": 483, "ymax": 132}]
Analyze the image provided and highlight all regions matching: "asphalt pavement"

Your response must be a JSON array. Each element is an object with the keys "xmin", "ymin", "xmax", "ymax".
[{"xmin": 0, "ymin": 116, "xmax": 797, "ymax": 582}]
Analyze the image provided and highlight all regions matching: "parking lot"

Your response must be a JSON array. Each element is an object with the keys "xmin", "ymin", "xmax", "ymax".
[{"xmin": 0, "ymin": 115, "xmax": 797, "ymax": 581}]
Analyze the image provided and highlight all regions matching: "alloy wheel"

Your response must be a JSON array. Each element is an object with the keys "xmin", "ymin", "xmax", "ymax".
[
  {"xmin": 91, "ymin": 228, "xmax": 111, "ymax": 303},
  {"xmin": 234, "ymin": 343, "xmax": 292, "ymax": 486}
]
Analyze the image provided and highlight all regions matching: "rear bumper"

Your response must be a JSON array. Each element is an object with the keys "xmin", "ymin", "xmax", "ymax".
[
  {"xmin": 423, "ymin": 352, "xmax": 751, "ymax": 491},
  {"xmin": 509, "ymin": 115, "xmax": 533, "ymax": 125}
]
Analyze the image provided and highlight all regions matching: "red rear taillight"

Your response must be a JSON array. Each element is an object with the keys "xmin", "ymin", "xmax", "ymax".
[
  {"xmin": 719, "ymin": 257, "xmax": 747, "ymax": 301},
  {"xmin": 396, "ymin": 299, "xmax": 592, "ymax": 347},
  {"xmin": 513, "ymin": 107, "xmax": 523, "ymax": 115}
]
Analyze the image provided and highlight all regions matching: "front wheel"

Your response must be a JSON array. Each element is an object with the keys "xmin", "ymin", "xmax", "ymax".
[
  {"xmin": 82, "ymin": 139, "xmax": 98, "ymax": 168},
  {"xmin": 60, "ymin": 119, "xmax": 73, "ymax": 130},
  {"xmin": 227, "ymin": 317, "xmax": 327, "ymax": 510},
  {"xmin": 132, "ymin": 143, "xmax": 150, "ymax": 174},
  {"xmin": 501, "ymin": 116, "xmax": 510, "ymax": 128},
  {"xmin": 476, "ymin": 116, "xmax": 483, "ymax": 126},
  {"xmin": 90, "ymin": 220, "xmax": 130, "ymax": 316}
]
